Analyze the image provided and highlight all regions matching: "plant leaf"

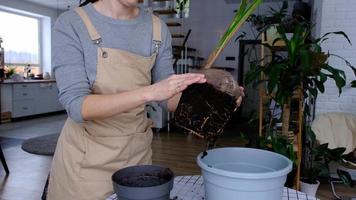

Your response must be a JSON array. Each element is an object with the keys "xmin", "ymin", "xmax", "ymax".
[
  {"xmin": 319, "ymin": 73, "xmax": 327, "ymax": 83},
  {"xmin": 351, "ymin": 80, "xmax": 356, "ymax": 88},
  {"xmin": 309, "ymin": 87, "xmax": 318, "ymax": 97},
  {"xmin": 314, "ymin": 78, "xmax": 325, "ymax": 93},
  {"xmin": 321, "ymin": 31, "xmax": 352, "ymax": 45},
  {"xmin": 245, "ymin": 65, "xmax": 262, "ymax": 85},
  {"xmin": 306, "ymin": 126, "xmax": 316, "ymax": 143}
]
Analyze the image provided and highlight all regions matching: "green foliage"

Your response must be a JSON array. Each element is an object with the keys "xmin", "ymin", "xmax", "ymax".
[
  {"xmin": 245, "ymin": 16, "xmax": 353, "ymax": 111},
  {"xmin": 248, "ymin": 1, "xmax": 288, "ymax": 33},
  {"xmin": 351, "ymin": 80, "xmax": 356, "ymax": 88},
  {"xmin": 259, "ymin": 132, "xmax": 297, "ymax": 166},
  {"xmin": 175, "ymin": 0, "xmax": 190, "ymax": 13},
  {"xmin": 216, "ymin": 0, "xmax": 262, "ymax": 51},
  {"xmin": 350, "ymin": 65, "xmax": 356, "ymax": 88},
  {"xmin": 5, "ymin": 66, "xmax": 16, "ymax": 78},
  {"xmin": 303, "ymin": 126, "xmax": 346, "ymax": 184}
]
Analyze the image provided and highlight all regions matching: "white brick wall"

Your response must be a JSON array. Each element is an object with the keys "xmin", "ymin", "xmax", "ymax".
[{"xmin": 313, "ymin": 0, "xmax": 356, "ymax": 116}]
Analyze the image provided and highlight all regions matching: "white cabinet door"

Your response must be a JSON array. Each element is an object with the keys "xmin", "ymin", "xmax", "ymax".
[
  {"xmin": 12, "ymin": 99, "xmax": 36, "ymax": 117},
  {"xmin": 12, "ymin": 84, "xmax": 37, "ymax": 117},
  {"xmin": 36, "ymin": 83, "xmax": 63, "ymax": 114}
]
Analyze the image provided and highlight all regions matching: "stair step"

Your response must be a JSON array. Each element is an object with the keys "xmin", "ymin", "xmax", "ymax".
[
  {"xmin": 173, "ymin": 55, "xmax": 205, "ymax": 61},
  {"xmin": 172, "ymin": 34, "xmax": 185, "ymax": 38},
  {"xmin": 153, "ymin": 9, "xmax": 176, "ymax": 15},
  {"xmin": 167, "ymin": 22, "xmax": 182, "ymax": 27},
  {"xmin": 172, "ymin": 45, "xmax": 196, "ymax": 52}
]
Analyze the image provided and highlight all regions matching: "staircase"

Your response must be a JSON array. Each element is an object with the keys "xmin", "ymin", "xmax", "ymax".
[
  {"xmin": 140, "ymin": 0, "xmax": 205, "ymax": 74},
  {"xmin": 140, "ymin": 0, "xmax": 205, "ymax": 132}
]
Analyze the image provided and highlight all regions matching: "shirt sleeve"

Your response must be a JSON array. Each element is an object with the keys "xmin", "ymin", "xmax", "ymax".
[
  {"xmin": 52, "ymin": 14, "xmax": 91, "ymax": 123},
  {"xmin": 151, "ymin": 20, "xmax": 175, "ymax": 110}
]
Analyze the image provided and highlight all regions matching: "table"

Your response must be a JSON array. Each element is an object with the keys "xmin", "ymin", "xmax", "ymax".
[{"xmin": 107, "ymin": 175, "xmax": 319, "ymax": 200}]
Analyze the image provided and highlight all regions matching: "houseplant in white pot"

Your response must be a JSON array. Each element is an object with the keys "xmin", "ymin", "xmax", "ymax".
[{"xmin": 300, "ymin": 126, "xmax": 346, "ymax": 196}]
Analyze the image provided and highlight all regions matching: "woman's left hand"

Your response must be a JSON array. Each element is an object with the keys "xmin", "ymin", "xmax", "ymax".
[{"xmin": 235, "ymin": 87, "xmax": 245, "ymax": 108}]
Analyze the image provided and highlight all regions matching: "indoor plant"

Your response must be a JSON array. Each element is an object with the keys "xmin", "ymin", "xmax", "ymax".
[
  {"xmin": 245, "ymin": 18, "xmax": 352, "ymax": 136},
  {"xmin": 259, "ymin": 131, "xmax": 297, "ymax": 187},
  {"xmin": 300, "ymin": 126, "xmax": 347, "ymax": 196},
  {"xmin": 4, "ymin": 66, "xmax": 16, "ymax": 79}
]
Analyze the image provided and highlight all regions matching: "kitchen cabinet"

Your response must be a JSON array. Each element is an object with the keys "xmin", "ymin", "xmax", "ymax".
[{"xmin": 1, "ymin": 80, "xmax": 64, "ymax": 118}]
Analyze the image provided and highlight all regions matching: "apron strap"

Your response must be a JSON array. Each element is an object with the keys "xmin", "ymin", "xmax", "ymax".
[
  {"xmin": 75, "ymin": 7, "xmax": 102, "ymax": 44},
  {"xmin": 75, "ymin": 7, "xmax": 162, "ymax": 53},
  {"xmin": 151, "ymin": 14, "xmax": 162, "ymax": 54}
]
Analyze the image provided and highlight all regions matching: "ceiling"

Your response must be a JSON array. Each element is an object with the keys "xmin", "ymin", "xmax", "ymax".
[{"xmin": 23, "ymin": 0, "xmax": 80, "ymax": 11}]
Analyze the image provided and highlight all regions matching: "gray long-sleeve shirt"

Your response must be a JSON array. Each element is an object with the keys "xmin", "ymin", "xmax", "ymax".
[{"xmin": 52, "ymin": 3, "xmax": 174, "ymax": 123}]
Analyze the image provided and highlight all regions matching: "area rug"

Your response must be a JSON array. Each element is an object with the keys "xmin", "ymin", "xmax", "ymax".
[{"xmin": 21, "ymin": 133, "xmax": 59, "ymax": 156}]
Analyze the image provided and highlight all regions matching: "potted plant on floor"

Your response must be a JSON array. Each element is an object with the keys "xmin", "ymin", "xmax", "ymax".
[{"xmin": 300, "ymin": 126, "xmax": 347, "ymax": 196}]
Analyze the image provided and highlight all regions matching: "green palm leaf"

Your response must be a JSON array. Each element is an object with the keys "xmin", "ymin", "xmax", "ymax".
[{"xmin": 205, "ymin": 0, "xmax": 262, "ymax": 68}]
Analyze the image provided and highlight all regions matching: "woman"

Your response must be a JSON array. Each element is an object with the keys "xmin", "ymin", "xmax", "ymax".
[{"xmin": 48, "ymin": 0, "xmax": 243, "ymax": 199}]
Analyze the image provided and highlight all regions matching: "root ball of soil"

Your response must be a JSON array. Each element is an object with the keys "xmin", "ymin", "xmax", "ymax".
[{"xmin": 174, "ymin": 83, "xmax": 237, "ymax": 140}]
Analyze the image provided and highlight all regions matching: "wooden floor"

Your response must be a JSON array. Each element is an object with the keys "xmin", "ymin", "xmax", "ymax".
[
  {"xmin": 0, "ymin": 114, "xmax": 355, "ymax": 200},
  {"xmin": 152, "ymin": 131, "xmax": 245, "ymax": 176}
]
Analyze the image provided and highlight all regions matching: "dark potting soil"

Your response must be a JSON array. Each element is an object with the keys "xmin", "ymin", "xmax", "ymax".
[
  {"xmin": 174, "ymin": 83, "xmax": 237, "ymax": 142},
  {"xmin": 114, "ymin": 168, "xmax": 173, "ymax": 187}
]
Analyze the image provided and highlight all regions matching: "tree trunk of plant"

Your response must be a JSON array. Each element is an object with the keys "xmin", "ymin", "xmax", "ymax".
[{"xmin": 281, "ymin": 100, "xmax": 292, "ymax": 136}]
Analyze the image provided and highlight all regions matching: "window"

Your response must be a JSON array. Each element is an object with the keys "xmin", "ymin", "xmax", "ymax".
[{"xmin": 0, "ymin": 10, "xmax": 40, "ymax": 75}]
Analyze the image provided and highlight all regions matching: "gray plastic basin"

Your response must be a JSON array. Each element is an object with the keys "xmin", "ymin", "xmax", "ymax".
[
  {"xmin": 112, "ymin": 165, "xmax": 174, "ymax": 200},
  {"xmin": 197, "ymin": 147, "xmax": 292, "ymax": 200}
]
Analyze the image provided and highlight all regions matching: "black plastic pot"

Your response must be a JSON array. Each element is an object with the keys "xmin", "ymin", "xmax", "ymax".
[{"xmin": 112, "ymin": 165, "xmax": 174, "ymax": 200}]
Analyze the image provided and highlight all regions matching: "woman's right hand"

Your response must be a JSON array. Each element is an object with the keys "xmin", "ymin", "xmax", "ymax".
[{"xmin": 144, "ymin": 73, "xmax": 206, "ymax": 102}]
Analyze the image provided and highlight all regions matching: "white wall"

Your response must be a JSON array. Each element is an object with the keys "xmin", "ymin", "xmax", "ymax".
[
  {"xmin": 0, "ymin": 0, "xmax": 60, "ymax": 75},
  {"xmin": 171, "ymin": 0, "xmax": 296, "ymax": 79},
  {"xmin": 313, "ymin": 0, "xmax": 356, "ymax": 116}
]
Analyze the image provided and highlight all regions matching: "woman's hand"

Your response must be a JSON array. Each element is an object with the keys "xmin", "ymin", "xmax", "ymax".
[
  {"xmin": 144, "ymin": 73, "xmax": 206, "ymax": 102},
  {"xmin": 235, "ymin": 87, "xmax": 245, "ymax": 108}
]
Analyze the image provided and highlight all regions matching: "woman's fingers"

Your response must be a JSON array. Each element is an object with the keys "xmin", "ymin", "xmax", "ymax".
[
  {"xmin": 181, "ymin": 76, "xmax": 206, "ymax": 87},
  {"xmin": 236, "ymin": 96, "xmax": 243, "ymax": 107},
  {"xmin": 169, "ymin": 74, "xmax": 206, "ymax": 92},
  {"xmin": 170, "ymin": 73, "xmax": 205, "ymax": 80},
  {"xmin": 148, "ymin": 73, "xmax": 206, "ymax": 102},
  {"xmin": 239, "ymin": 86, "xmax": 245, "ymax": 97},
  {"xmin": 235, "ymin": 87, "xmax": 245, "ymax": 108}
]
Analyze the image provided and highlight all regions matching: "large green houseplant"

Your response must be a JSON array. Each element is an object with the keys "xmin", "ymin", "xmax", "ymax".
[{"xmin": 245, "ymin": 20, "xmax": 352, "ymax": 136}]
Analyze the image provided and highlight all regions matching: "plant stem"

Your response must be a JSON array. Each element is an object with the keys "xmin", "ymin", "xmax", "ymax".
[{"xmin": 281, "ymin": 100, "xmax": 291, "ymax": 136}]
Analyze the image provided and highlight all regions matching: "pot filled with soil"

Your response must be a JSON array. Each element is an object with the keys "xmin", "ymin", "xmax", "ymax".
[
  {"xmin": 112, "ymin": 165, "xmax": 174, "ymax": 200},
  {"xmin": 197, "ymin": 147, "xmax": 293, "ymax": 200}
]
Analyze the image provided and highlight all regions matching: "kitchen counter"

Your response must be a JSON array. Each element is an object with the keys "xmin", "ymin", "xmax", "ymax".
[
  {"xmin": 1, "ymin": 80, "xmax": 63, "ymax": 118},
  {"xmin": 1, "ymin": 79, "xmax": 56, "ymax": 84}
]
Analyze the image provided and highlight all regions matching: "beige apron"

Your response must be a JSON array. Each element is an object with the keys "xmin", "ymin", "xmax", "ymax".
[{"xmin": 47, "ymin": 7, "xmax": 161, "ymax": 200}]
